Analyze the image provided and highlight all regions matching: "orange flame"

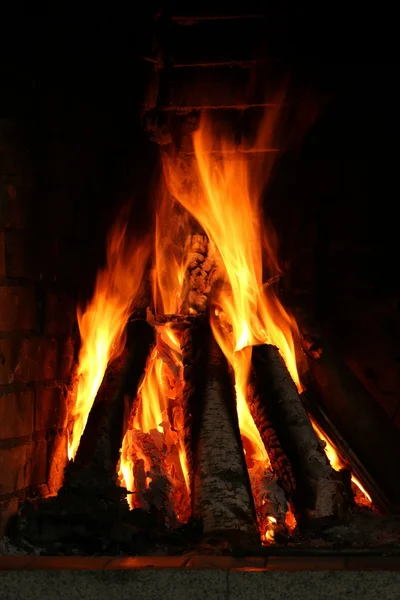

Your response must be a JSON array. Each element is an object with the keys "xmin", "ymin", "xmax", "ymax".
[
  {"xmin": 67, "ymin": 213, "xmax": 150, "ymax": 460},
  {"xmin": 162, "ymin": 110, "xmax": 299, "ymax": 539},
  {"xmin": 311, "ymin": 420, "xmax": 372, "ymax": 503},
  {"xmin": 119, "ymin": 190, "xmax": 191, "ymax": 522}
]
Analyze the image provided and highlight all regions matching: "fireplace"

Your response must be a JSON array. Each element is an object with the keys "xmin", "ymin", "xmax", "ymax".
[{"xmin": 1, "ymin": 4, "xmax": 400, "ymax": 557}]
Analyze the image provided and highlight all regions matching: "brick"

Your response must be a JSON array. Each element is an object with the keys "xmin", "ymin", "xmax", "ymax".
[
  {"xmin": 0, "ymin": 391, "xmax": 34, "ymax": 439},
  {"xmin": 162, "ymin": 65, "xmax": 251, "ymax": 108},
  {"xmin": 0, "ymin": 119, "xmax": 30, "ymax": 176},
  {"xmin": 35, "ymin": 386, "xmax": 67, "ymax": 432},
  {"xmin": 0, "ymin": 181, "xmax": 31, "ymax": 230},
  {"xmin": 47, "ymin": 430, "xmax": 68, "ymax": 494},
  {"xmin": 186, "ymin": 556, "xmax": 266, "ymax": 569},
  {"xmin": 136, "ymin": 59, "xmax": 159, "ymax": 108},
  {"xmin": 266, "ymin": 556, "xmax": 346, "ymax": 571},
  {"xmin": 58, "ymin": 336, "xmax": 75, "ymax": 380},
  {"xmin": 0, "ymin": 440, "xmax": 48, "ymax": 497},
  {"xmin": 5, "ymin": 230, "xmax": 59, "ymax": 281},
  {"xmin": 0, "ymin": 232, "xmax": 5, "ymax": 277},
  {"xmin": 171, "ymin": 0, "xmax": 272, "ymax": 18},
  {"xmin": 0, "ymin": 337, "xmax": 59, "ymax": 385},
  {"xmin": 169, "ymin": 17, "xmax": 289, "ymax": 65},
  {"xmin": 30, "ymin": 440, "xmax": 48, "ymax": 487},
  {"xmin": 0, "ymin": 496, "xmax": 19, "ymax": 536},
  {"xmin": 105, "ymin": 557, "xmax": 188, "ymax": 569},
  {"xmin": 0, "ymin": 444, "xmax": 31, "ymax": 495},
  {"xmin": 45, "ymin": 289, "xmax": 75, "ymax": 336},
  {"xmin": 161, "ymin": 63, "xmax": 284, "ymax": 109},
  {"xmin": 0, "ymin": 285, "xmax": 37, "ymax": 331}
]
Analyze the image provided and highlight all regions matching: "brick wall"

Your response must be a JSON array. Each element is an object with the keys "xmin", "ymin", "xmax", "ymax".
[
  {"xmin": 0, "ymin": 119, "xmax": 76, "ymax": 534},
  {"xmin": 0, "ymin": 6, "xmax": 160, "ymax": 535}
]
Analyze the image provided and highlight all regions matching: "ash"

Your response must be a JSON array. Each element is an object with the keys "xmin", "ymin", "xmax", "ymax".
[{"xmin": 3, "ymin": 469, "xmax": 202, "ymax": 557}]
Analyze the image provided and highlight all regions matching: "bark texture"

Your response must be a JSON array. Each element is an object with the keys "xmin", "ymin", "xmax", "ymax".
[
  {"xmin": 75, "ymin": 319, "xmax": 155, "ymax": 472},
  {"xmin": 247, "ymin": 376, "xmax": 296, "ymax": 498},
  {"xmin": 252, "ymin": 344, "xmax": 351, "ymax": 525},
  {"xmin": 179, "ymin": 233, "xmax": 220, "ymax": 314},
  {"xmin": 192, "ymin": 332, "xmax": 259, "ymax": 542}
]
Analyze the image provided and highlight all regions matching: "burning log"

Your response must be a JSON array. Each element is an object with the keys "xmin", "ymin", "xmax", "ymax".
[
  {"xmin": 251, "ymin": 344, "xmax": 351, "ymax": 526},
  {"xmin": 189, "ymin": 325, "xmax": 259, "ymax": 544},
  {"xmin": 299, "ymin": 328, "xmax": 400, "ymax": 513},
  {"xmin": 74, "ymin": 319, "xmax": 155, "ymax": 473},
  {"xmin": 179, "ymin": 233, "xmax": 219, "ymax": 314},
  {"xmin": 247, "ymin": 376, "xmax": 296, "ymax": 498}
]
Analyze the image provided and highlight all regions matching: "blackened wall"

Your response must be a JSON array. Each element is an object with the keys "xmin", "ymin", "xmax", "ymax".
[
  {"xmin": 0, "ymin": 5, "xmax": 158, "ymax": 532},
  {"xmin": 140, "ymin": 2, "xmax": 400, "ymax": 430},
  {"xmin": 1, "ymin": 2, "xmax": 399, "ymax": 532}
]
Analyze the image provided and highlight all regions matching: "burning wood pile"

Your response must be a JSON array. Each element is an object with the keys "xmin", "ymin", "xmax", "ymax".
[{"xmin": 10, "ymin": 109, "xmax": 400, "ymax": 556}]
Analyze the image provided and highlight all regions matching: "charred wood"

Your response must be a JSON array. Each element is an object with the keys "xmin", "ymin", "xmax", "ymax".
[
  {"xmin": 247, "ymin": 376, "xmax": 296, "ymax": 498},
  {"xmin": 300, "ymin": 387, "xmax": 391, "ymax": 514},
  {"xmin": 251, "ymin": 344, "xmax": 351, "ymax": 526},
  {"xmin": 296, "ymin": 315, "xmax": 400, "ymax": 513},
  {"xmin": 189, "ymin": 326, "xmax": 259, "ymax": 544},
  {"xmin": 179, "ymin": 233, "xmax": 219, "ymax": 314},
  {"xmin": 74, "ymin": 319, "xmax": 155, "ymax": 473}
]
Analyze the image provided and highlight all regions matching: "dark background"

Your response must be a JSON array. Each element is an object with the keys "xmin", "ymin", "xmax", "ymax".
[{"xmin": 2, "ymin": 3, "xmax": 400, "ymax": 419}]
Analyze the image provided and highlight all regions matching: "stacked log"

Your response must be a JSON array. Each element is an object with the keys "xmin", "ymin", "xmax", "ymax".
[
  {"xmin": 185, "ymin": 324, "xmax": 259, "ymax": 543},
  {"xmin": 74, "ymin": 319, "xmax": 155, "ymax": 472},
  {"xmin": 251, "ymin": 344, "xmax": 351, "ymax": 526},
  {"xmin": 302, "ymin": 336, "xmax": 400, "ymax": 512},
  {"xmin": 247, "ymin": 375, "xmax": 296, "ymax": 498}
]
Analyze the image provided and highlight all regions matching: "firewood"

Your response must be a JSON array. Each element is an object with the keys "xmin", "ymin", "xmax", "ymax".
[
  {"xmin": 248, "ymin": 462, "xmax": 290, "ymax": 543},
  {"xmin": 251, "ymin": 344, "xmax": 351, "ymax": 526},
  {"xmin": 302, "ymin": 333, "xmax": 400, "ymax": 513},
  {"xmin": 74, "ymin": 320, "xmax": 155, "ymax": 474},
  {"xmin": 190, "ymin": 327, "xmax": 259, "ymax": 543},
  {"xmin": 179, "ymin": 233, "xmax": 220, "ymax": 314},
  {"xmin": 247, "ymin": 375, "xmax": 296, "ymax": 498}
]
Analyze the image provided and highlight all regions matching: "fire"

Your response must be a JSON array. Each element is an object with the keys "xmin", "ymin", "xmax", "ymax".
[
  {"xmin": 163, "ymin": 113, "xmax": 300, "ymax": 388},
  {"xmin": 162, "ymin": 111, "xmax": 300, "ymax": 540},
  {"xmin": 67, "ymin": 212, "xmax": 150, "ymax": 460},
  {"xmin": 118, "ymin": 190, "xmax": 191, "ymax": 522},
  {"xmin": 311, "ymin": 420, "xmax": 372, "ymax": 503}
]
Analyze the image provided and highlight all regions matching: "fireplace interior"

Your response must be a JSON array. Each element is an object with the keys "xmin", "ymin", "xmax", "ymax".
[{"xmin": 1, "ymin": 4, "xmax": 400, "ymax": 557}]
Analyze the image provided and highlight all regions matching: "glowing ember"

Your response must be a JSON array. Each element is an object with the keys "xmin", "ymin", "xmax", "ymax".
[
  {"xmin": 67, "ymin": 212, "xmax": 150, "ymax": 460},
  {"xmin": 118, "ymin": 190, "xmax": 191, "ymax": 523},
  {"xmin": 119, "ymin": 337, "xmax": 190, "ymax": 523},
  {"xmin": 311, "ymin": 420, "xmax": 372, "ymax": 503}
]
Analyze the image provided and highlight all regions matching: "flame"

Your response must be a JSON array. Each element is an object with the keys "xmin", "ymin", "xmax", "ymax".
[
  {"xmin": 162, "ymin": 110, "xmax": 300, "ymax": 540},
  {"xmin": 119, "ymin": 190, "xmax": 191, "ymax": 522},
  {"xmin": 152, "ymin": 184, "xmax": 192, "ymax": 316},
  {"xmin": 311, "ymin": 420, "xmax": 372, "ymax": 503},
  {"xmin": 67, "ymin": 211, "xmax": 150, "ymax": 460}
]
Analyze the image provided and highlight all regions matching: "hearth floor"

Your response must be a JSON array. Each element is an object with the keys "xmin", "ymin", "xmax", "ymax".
[
  {"xmin": 1, "ymin": 554, "xmax": 400, "ymax": 570},
  {"xmin": 2, "ymin": 556, "xmax": 400, "ymax": 600}
]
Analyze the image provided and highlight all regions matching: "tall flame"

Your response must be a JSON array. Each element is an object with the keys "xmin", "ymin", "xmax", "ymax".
[
  {"xmin": 162, "ymin": 110, "xmax": 300, "ymax": 540},
  {"xmin": 119, "ymin": 190, "xmax": 191, "ymax": 521},
  {"xmin": 67, "ymin": 212, "xmax": 150, "ymax": 460},
  {"xmin": 163, "ymin": 112, "xmax": 300, "ymax": 388}
]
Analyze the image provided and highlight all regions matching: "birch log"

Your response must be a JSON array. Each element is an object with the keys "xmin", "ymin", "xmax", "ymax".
[
  {"xmin": 192, "ymin": 330, "xmax": 259, "ymax": 543},
  {"xmin": 252, "ymin": 344, "xmax": 351, "ymax": 526}
]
